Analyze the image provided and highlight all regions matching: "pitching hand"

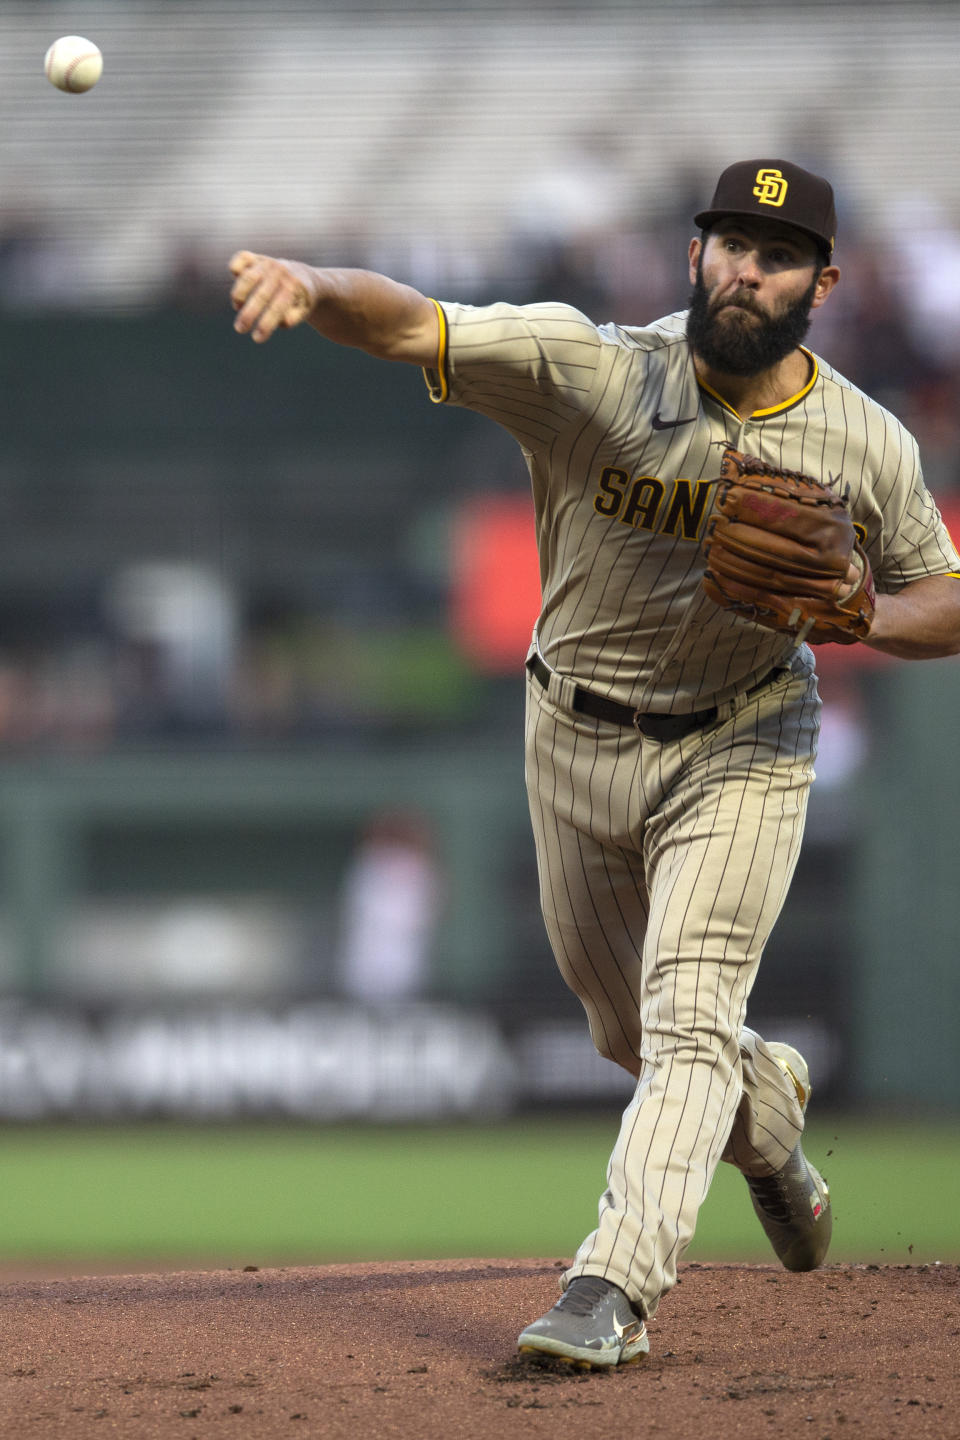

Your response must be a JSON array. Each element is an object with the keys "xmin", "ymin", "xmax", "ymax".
[{"xmin": 229, "ymin": 251, "xmax": 322, "ymax": 343}]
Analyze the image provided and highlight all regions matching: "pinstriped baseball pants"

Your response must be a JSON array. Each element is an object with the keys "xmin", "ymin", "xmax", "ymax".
[{"xmin": 525, "ymin": 657, "xmax": 820, "ymax": 1319}]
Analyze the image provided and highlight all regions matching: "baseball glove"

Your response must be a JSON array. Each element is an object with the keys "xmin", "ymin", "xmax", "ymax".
[{"xmin": 701, "ymin": 447, "xmax": 876, "ymax": 645}]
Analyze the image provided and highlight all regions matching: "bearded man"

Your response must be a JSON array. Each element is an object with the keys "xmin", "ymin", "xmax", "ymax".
[{"xmin": 229, "ymin": 159, "xmax": 960, "ymax": 1366}]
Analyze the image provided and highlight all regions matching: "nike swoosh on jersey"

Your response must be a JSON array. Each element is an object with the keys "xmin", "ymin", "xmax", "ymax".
[{"xmin": 651, "ymin": 412, "xmax": 697, "ymax": 430}]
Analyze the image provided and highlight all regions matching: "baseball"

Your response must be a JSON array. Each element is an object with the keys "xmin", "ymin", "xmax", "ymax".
[{"xmin": 44, "ymin": 35, "xmax": 103, "ymax": 93}]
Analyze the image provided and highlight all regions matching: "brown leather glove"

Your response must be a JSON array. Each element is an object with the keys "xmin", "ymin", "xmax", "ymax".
[{"xmin": 701, "ymin": 447, "xmax": 875, "ymax": 645}]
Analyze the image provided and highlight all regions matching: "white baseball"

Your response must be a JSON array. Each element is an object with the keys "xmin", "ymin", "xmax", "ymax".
[{"xmin": 44, "ymin": 35, "xmax": 103, "ymax": 93}]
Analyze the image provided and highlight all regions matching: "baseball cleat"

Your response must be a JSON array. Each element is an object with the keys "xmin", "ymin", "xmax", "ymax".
[
  {"xmin": 516, "ymin": 1275, "xmax": 649, "ymax": 1368},
  {"xmin": 768, "ymin": 1041, "xmax": 811, "ymax": 1113},
  {"xmin": 745, "ymin": 1042, "xmax": 832, "ymax": 1272}
]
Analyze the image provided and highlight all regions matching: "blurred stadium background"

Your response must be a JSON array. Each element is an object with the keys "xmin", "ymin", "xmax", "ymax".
[{"xmin": 0, "ymin": 0, "xmax": 957, "ymax": 1267}]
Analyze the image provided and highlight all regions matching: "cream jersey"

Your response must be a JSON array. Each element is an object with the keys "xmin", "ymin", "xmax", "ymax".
[{"xmin": 424, "ymin": 302, "xmax": 960, "ymax": 713}]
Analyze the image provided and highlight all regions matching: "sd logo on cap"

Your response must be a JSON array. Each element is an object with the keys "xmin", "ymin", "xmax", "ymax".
[{"xmin": 695, "ymin": 159, "xmax": 837, "ymax": 258}]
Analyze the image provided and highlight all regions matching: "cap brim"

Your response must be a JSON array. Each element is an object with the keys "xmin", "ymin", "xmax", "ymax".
[{"xmin": 693, "ymin": 208, "xmax": 832, "ymax": 256}]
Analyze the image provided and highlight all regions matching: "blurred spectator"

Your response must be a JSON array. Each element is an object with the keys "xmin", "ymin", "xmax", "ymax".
[
  {"xmin": 336, "ymin": 810, "xmax": 442, "ymax": 1003},
  {"xmin": 888, "ymin": 196, "xmax": 960, "ymax": 369},
  {"xmin": 104, "ymin": 562, "xmax": 239, "ymax": 734}
]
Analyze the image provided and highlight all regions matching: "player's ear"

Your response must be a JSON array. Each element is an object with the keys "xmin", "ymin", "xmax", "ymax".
[
  {"xmin": 811, "ymin": 265, "xmax": 840, "ymax": 310},
  {"xmin": 688, "ymin": 237, "xmax": 702, "ymax": 284}
]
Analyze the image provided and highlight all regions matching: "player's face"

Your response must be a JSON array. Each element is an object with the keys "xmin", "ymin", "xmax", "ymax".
[{"xmin": 686, "ymin": 223, "xmax": 836, "ymax": 376}]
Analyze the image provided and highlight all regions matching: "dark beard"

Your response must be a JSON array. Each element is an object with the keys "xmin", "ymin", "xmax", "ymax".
[{"xmin": 685, "ymin": 259, "xmax": 818, "ymax": 376}]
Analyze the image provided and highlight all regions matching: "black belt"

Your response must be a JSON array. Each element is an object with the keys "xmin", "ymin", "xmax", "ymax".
[{"xmin": 528, "ymin": 653, "xmax": 782, "ymax": 743}]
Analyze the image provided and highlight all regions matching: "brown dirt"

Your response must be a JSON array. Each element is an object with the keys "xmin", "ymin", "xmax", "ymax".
[{"xmin": 0, "ymin": 1258, "xmax": 957, "ymax": 1438}]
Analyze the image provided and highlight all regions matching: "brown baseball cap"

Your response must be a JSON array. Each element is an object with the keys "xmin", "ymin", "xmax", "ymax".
[{"xmin": 694, "ymin": 159, "xmax": 837, "ymax": 258}]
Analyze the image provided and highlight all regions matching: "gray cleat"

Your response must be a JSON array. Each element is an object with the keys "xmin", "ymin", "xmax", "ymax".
[
  {"xmin": 746, "ymin": 1042, "xmax": 832, "ymax": 1272},
  {"xmin": 517, "ymin": 1275, "xmax": 649, "ymax": 1368}
]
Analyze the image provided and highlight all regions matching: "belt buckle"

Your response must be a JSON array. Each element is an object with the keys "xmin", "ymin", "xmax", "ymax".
[
  {"xmin": 632, "ymin": 708, "xmax": 672, "ymax": 741},
  {"xmin": 631, "ymin": 707, "xmax": 714, "ymax": 743}
]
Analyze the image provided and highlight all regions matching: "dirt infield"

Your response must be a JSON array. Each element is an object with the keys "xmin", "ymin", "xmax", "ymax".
[{"xmin": 0, "ymin": 1257, "xmax": 957, "ymax": 1438}]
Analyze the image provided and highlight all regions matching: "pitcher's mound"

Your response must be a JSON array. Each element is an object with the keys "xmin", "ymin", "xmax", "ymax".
[{"xmin": 0, "ymin": 1258, "xmax": 956, "ymax": 1437}]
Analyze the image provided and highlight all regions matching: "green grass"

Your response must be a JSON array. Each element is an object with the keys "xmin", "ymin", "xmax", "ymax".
[{"xmin": 0, "ymin": 1116, "xmax": 956, "ymax": 1269}]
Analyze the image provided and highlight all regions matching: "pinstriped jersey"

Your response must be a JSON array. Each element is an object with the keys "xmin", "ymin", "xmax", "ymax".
[{"xmin": 423, "ymin": 301, "xmax": 960, "ymax": 712}]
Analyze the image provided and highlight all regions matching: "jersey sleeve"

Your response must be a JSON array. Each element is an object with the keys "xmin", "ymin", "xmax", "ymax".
[
  {"xmin": 869, "ymin": 435, "xmax": 960, "ymax": 590},
  {"xmin": 421, "ymin": 299, "xmax": 609, "ymax": 452}
]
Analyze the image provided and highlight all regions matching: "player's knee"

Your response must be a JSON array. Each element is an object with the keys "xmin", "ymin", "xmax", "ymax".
[{"xmin": 587, "ymin": 1019, "xmax": 643, "ymax": 1077}]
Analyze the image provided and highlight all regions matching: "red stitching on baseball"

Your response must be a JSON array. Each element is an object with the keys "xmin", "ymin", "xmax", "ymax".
[{"xmin": 65, "ymin": 54, "xmax": 93, "ymax": 91}]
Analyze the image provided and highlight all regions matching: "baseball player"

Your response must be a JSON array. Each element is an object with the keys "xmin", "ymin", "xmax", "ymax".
[{"xmin": 229, "ymin": 158, "xmax": 960, "ymax": 1367}]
